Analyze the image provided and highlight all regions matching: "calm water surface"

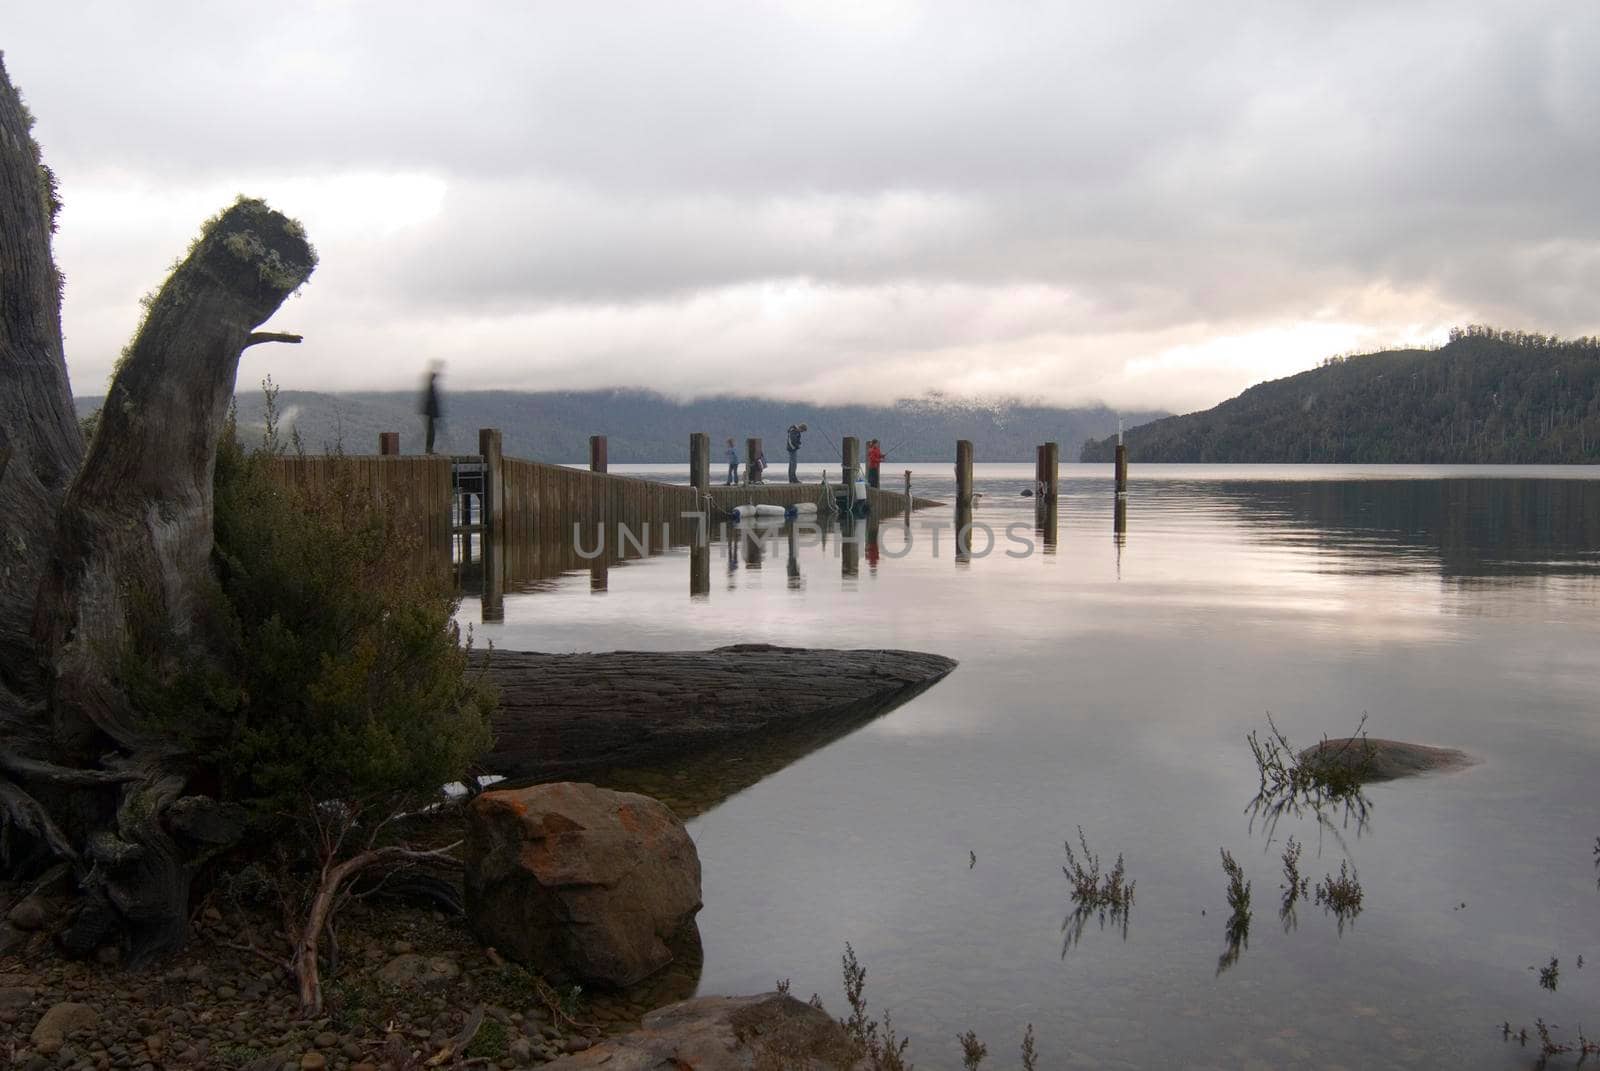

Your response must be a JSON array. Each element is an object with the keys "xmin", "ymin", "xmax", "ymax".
[{"xmin": 462, "ymin": 464, "xmax": 1600, "ymax": 1069}]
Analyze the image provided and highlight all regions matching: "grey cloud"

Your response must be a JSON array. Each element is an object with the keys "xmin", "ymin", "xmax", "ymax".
[{"xmin": 5, "ymin": 0, "xmax": 1599, "ymax": 412}]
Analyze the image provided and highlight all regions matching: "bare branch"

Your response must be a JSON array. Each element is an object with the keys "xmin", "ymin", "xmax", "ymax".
[
  {"xmin": 244, "ymin": 331, "xmax": 304, "ymax": 348},
  {"xmin": 0, "ymin": 749, "xmax": 141, "ymax": 785}
]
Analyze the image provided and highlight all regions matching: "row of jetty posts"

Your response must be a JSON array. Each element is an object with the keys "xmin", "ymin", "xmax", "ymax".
[
  {"xmin": 948, "ymin": 436, "xmax": 1129, "ymax": 556},
  {"xmin": 344, "ymin": 428, "xmax": 1132, "ymax": 613}
]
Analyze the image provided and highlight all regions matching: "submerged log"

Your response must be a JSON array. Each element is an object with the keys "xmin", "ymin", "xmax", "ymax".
[{"xmin": 481, "ymin": 644, "xmax": 957, "ymax": 783}]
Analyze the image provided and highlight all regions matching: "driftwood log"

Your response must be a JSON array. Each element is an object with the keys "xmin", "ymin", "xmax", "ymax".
[
  {"xmin": 481, "ymin": 644, "xmax": 957, "ymax": 786},
  {"xmin": 0, "ymin": 56, "xmax": 314, "ymax": 962}
]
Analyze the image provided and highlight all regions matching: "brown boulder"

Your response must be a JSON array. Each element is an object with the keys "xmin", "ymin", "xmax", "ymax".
[
  {"xmin": 465, "ymin": 782, "xmax": 702, "ymax": 987},
  {"xmin": 542, "ymin": 992, "xmax": 864, "ymax": 1070},
  {"xmin": 31, "ymin": 1001, "xmax": 99, "ymax": 1053},
  {"xmin": 1299, "ymin": 738, "xmax": 1476, "ymax": 783}
]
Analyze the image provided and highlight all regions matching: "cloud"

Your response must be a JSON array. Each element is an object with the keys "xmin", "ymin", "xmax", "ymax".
[{"xmin": 8, "ymin": 0, "xmax": 1599, "ymax": 413}]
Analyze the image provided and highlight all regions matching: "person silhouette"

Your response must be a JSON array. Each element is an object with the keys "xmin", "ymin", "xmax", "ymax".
[{"xmin": 419, "ymin": 363, "xmax": 445, "ymax": 454}]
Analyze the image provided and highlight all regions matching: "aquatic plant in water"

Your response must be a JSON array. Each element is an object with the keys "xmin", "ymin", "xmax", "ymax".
[
  {"xmin": 1217, "ymin": 848, "xmax": 1252, "ymax": 975},
  {"xmin": 1245, "ymin": 713, "xmax": 1374, "ymax": 839},
  {"xmin": 1536, "ymin": 956, "xmax": 1560, "ymax": 992},
  {"xmin": 1314, "ymin": 859, "xmax": 1364, "ymax": 932},
  {"xmin": 1061, "ymin": 826, "xmax": 1135, "ymax": 953},
  {"xmin": 1279, "ymin": 835, "xmax": 1310, "ymax": 931}
]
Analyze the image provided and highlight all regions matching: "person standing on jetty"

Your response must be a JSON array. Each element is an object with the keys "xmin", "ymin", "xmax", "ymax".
[
  {"xmin": 786, "ymin": 422, "xmax": 807, "ymax": 483},
  {"xmin": 866, "ymin": 438, "xmax": 884, "ymax": 488},
  {"xmin": 419, "ymin": 362, "xmax": 444, "ymax": 454},
  {"xmin": 725, "ymin": 437, "xmax": 739, "ymax": 485}
]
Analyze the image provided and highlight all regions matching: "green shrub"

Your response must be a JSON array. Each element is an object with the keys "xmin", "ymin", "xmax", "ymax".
[{"xmin": 127, "ymin": 403, "xmax": 494, "ymax": 828}]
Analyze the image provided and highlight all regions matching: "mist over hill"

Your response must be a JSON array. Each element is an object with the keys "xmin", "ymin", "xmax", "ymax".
[
  {"xmin": 75, "ymin": 388, "xmax": 1162, "ymax": 464},
  {"xmin": 1082, "ymin": 328, "xmax": 1600, "ymax": 464}
]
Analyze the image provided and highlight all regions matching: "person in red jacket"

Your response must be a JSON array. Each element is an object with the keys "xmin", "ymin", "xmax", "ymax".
[{"xmin": 865, "ymin": 439, "xmax": 885, "ymax": 489}]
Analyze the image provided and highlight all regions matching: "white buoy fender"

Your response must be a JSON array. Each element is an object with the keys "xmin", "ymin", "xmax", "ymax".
[
  {"xmin": 786, "ymin": 502, "xmax": 819, "ymax": 518},
  {"xmin": 731, "ymin": 504, "xmax": 790, "ymax": 521}
]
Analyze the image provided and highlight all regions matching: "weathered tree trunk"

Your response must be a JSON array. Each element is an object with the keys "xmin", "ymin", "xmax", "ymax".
[
  {"xmin": 0, "ymin": 56, "xmax": 314, "ymax": 961},
  {"xmin": 0, "ymin": 55, "xmax": 81, "ymax": 705}
]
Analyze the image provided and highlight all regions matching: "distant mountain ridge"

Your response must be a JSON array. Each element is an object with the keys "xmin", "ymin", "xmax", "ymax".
[
  {"xmin": 74, "ymin": 388, "xmax": 1164, "ymax": 464},
  {"xmin": 1082, "ymin": 327, "xmax": 1600, "ymax": 463}
]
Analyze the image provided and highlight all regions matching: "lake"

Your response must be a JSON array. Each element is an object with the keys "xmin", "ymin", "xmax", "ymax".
[{"xmin": 460, "ymin": 463, "xmax": 1600, "ymax": 1069}]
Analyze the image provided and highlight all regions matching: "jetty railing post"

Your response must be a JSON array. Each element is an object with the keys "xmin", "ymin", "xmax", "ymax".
[
  {"xmin": 842, "ymin": 436, "xmax": 859, "ymax": 484},
  {"xmin": 1043, "ymin": 441, "xmax": 1059, "ymax": 501},
  {"xmin": 1115, "ymin": 443, "xmax": 1128, "ymax": 496},
  {"xmin": 379, "ymin": 431, "xmax": 399, "ymax": 456},
  {"xmin": 589, "ymin": 435, "xmax": 607, "ymax": 473},
  {"xmin": 955, "ymin": 439, "xmax": 973, "ymax": 504},
  {"xmin": 903, "ymin": 468, "xmax": 913, "ymax": 522},
  {"xmin": 689, "ymin": 432, "xmax": 710, "ymax": 495},
  {"xmin": 746, "ymin": 437, "xmax": 762, "ymax": 485},
  {"xmin": 479, "ymin": 427, "xmax": 504, "ymax": 543}
]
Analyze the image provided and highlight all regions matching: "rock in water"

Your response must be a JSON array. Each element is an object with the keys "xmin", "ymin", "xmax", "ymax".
[
  {"xmin": 541, "ymin": 992, "xmax": 862, "ymax": 1070},
  {"xmin": 1298, "ymin": 738, "xmax": 1476, "ymax": 783},
  {"xmin": 465, "ymin": 782, "xmax": 702, "ymax": 987}
]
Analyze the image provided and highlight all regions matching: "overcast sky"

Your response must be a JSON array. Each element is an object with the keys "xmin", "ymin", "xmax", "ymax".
[{"xmin": 8, "ymin": 2, "xmax": 1598, "ymax": 414}]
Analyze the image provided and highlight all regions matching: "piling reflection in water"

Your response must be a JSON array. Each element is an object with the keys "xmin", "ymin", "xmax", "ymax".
[
  {"xmin": 954, "ymin": 500, "xmax": 973, "ymax": 565},
  {"xmin": 1035, "ymin": 499, "xmax": 1058, "ymax": 555},
  {"xmin": 690, "ymin": 529, "xmax": 710, "ymax": 600},
  {"xmin": 787, "ymin": 524, "xmax": 803, "ymax": 589},
  {"xmin": 1113, "ymin": 494, "xmax": 1127, "ymax": 579},
  {"xmin": 481, "ymin": 529, "xmax": 504, "ymax": 623},
  {"xmin": 840, "ymin": 514, "xmax": 860, "ymax": 578}
]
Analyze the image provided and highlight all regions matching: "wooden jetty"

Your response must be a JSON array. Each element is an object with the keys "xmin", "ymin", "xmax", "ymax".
[{"xmin": 267, "ymin": 428, "xmax": 944, "ymax": 560}]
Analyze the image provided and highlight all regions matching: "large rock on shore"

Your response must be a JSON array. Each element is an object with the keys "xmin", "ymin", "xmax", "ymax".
[
  {"xmin": 465, "ymin": 782, "xmax": 702, "ymax": 987},
  {"xmin": 1298, "ymin": 738, "xmax": 1475, "ymax": 783},
  {"xmin": 543, "ymin": 992, "xmax": 864, "ymax": 1070}
]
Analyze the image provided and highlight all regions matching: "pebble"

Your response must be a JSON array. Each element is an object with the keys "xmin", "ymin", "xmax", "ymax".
[
  {"xmin": 314, "ymin": 1031, "xmax": 339, "ymax": 1048},
  {"xmin": 300, "ymin": 1055, "xmax": 327, "ymax": 1071},
  {"xmin": 0, "ymin": 984, "xmax": 36, "ymax": 1008},
  {"xmin": 217, "ymin": 985, "xmax": 238, "ymax": 999}
]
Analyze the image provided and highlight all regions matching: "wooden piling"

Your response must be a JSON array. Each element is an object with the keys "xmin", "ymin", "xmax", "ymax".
[
  {"xmin": 379, "ymin": 431, "xmax": 400, "ymax": 456},
  {"xmin": 589, "ymin": 435, "xmax": 608, "ymax": 473},
  {"xmin": 1114, "ymin": 443, "xmax": 1128, "ymax": 496},
  {"xmin": 689, "ymin": 433, "xmax": 710, "ymax": 493},
  {"xmin": 747, "ymin": 437, "xmax": 763, "ymax": 484},
  {"xmin": 1042, "ymin": 441, "xmax": 1059, "ymax": 501},
  {"xmin": 842, "ymin": 436, "xmax": 860, "ymax": 483},
  {"xmin": 955, "ymin": 439, "xmax": 973, "ymax": 504},
  {"xmin": 479, "ymin": 427, "xmax": 504, "ymax": 542}
]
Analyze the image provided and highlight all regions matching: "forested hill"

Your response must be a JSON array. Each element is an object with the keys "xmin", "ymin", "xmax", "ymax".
[
  {"xmin": 1080, "ymin": 328, "xmax": 1600, "ymax": 463},
  {"xmin": 74, "ymin": 387, "xmax": 1163, "ymax": 464}
]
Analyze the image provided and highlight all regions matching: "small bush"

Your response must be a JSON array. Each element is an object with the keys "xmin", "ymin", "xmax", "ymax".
[{"xmin": 465, "ymin": 1018, "xmax": 508, "ymax": 1060}]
